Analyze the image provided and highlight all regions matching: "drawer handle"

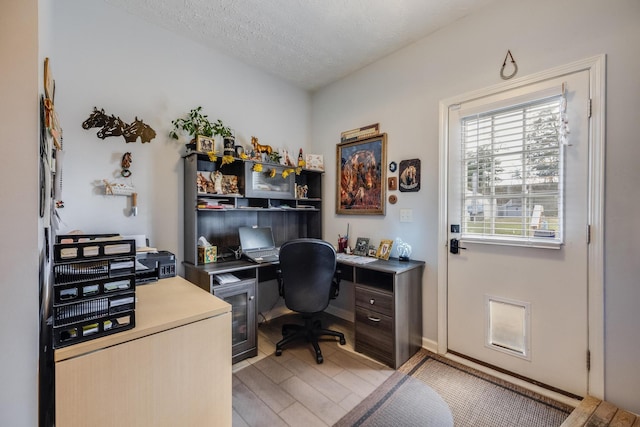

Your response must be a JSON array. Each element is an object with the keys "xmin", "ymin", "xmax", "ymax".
[
  {"xmin": 367, "ymin": 316, "xmax": 381, "ymax": 322},
  {"xmin": 369, "ymin": 299, "xmax": 375, "ymax": 305}
]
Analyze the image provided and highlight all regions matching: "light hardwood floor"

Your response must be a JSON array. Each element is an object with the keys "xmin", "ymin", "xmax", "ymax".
[{"xmin": 231, "ymin": 312, "xmax": 393, "ymax": 427}]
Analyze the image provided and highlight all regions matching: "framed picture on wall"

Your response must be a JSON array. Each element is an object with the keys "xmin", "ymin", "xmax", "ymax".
[
  {"xmin": 399, "ymin": 158, "xmax": 421, "ymax": 192},
  {"xmin": 336, "ymin": 133, "xmax": 387, "ymax": 215}
]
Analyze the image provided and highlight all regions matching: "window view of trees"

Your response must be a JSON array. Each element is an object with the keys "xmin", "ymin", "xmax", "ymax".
[{"xmin": 461, "ymin": 97, "xmax": 562, "ymax": 240}]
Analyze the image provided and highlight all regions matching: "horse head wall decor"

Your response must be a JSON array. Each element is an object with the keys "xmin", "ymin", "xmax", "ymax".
[{"xmin": 82, "ymin": 107, "xmax": 156, "ymax": 143}]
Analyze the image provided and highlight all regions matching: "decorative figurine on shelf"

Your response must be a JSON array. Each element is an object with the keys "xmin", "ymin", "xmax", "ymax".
[
  {"xmin": 196, "ymin": 172, "xmax": 208, "ymax": 193},
  {"xmin": 268, "ymin": 150, "xmax": 282, "ymax": 163},
  {"xmin": 212, "ymin": 170, "xmax": 223, "ymax": 194},
  {"xmin": 296, "ymin": 184, "xmax": 308, "ymax": 199},
  {"xmin": 298, "ymin": 148, "xmax": 305, "ymax": 168},
  {"xmin": 251, "ymin": 136, "xmax": 272, "ymax": 156},
  {"xmin": 395, "ymin": 238, "xmax": 412, "ymax": 262}
]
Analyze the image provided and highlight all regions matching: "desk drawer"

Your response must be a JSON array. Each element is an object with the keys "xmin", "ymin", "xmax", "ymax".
[
  {"xmin": 355, "ymin": 307, "xmax": 393, "ymax": 364},
  {"xmin": 355, "ymin": 286, "xmax": 393, "ymax": 317}
]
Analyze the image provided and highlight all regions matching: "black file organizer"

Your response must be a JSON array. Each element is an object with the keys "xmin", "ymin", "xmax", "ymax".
[{"xmin": 52, "ymin": 235, "xmax": 137, "ymax": 348}]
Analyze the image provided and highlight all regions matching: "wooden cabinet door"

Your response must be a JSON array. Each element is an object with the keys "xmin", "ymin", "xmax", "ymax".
[{"xmin": 56, "ymin": 314, "xmax": 231, "ymax": 427}]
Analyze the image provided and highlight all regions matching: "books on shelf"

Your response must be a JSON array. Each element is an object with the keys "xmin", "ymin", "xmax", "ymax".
[{"xmin": 197, "ymin": 199, "xmax": 232, "ymax": 209}]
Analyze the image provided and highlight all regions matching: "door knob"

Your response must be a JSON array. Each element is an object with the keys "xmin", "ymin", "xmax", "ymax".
[{"xmin": 450, "ymin": 238, "xmax": 467, "ymax": 254}]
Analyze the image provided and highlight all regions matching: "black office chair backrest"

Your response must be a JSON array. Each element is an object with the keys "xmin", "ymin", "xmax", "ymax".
[{"xmin": 279, "ymin": 239, "xmax": 337, "ymax": 314}]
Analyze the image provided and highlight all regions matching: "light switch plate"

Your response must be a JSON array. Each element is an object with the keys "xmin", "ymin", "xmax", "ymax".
[{"xmin": 400, "ymin": 209, "xmax": 413, "ymax": 222}]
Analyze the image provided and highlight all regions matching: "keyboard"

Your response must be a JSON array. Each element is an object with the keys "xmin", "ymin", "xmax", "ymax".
[{"xmin": 248, "ymin": 249, "xmax": 279, "ymax": 258}]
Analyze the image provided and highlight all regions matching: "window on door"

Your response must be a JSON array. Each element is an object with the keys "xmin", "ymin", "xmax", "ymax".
[{"xmin": 460, "ymin": 95, "xmax": 564, "ymax": 247}]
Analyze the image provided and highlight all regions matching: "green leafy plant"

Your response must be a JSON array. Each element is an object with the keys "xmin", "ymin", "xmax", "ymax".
[
  {"xmin": 212, "ymin": 119, "xmax": 233, "ymax": 138},
  {"xmin": 170, "ymin": 106, "xmax": 214, "ymax": 140}
]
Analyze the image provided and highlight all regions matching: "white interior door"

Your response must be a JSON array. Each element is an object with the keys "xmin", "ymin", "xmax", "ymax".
[{"xmin": 446, "ymin": 69, "xmax": 591, "ymax": 397}]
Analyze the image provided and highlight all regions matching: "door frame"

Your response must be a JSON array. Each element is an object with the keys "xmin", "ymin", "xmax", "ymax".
[{"xmin": 437, "ymin": 55, "xmax": 606, "ymax": 398}]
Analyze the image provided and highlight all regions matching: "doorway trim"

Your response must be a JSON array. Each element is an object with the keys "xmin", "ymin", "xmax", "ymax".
[{"xmin": 437, "ymin": 55, "xmax": 605, "ymax": 398}]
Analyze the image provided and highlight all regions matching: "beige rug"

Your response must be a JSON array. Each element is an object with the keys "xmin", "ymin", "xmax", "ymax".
[{"xmin": 335, "ymin": 349, "xmax": 573, "ymax": 427}]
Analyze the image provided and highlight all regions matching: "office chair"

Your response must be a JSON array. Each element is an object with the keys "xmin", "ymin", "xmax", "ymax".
[{"xmin": 275, "ymin": 238, "xmax": 346, "ymax": 364}]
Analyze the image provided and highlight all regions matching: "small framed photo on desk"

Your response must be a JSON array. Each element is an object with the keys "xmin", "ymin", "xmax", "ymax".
[
  {"xmin": 354, "ymin": 237, "xmax": 369, "ymax": 256},
  {"xmin": 377, "ymin": 239, "xmax": 393, "ymax": 260}
]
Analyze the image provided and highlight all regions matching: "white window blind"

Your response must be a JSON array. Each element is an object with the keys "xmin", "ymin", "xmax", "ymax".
[{"xmin": 461, "ymin": 95, "xmax": 564, "ymax": 246}]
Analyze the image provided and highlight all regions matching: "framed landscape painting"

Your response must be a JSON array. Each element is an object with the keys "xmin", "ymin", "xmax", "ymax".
[{"xmin": 336, "ymin": 133, "xmax": 387, "ymax": 215}]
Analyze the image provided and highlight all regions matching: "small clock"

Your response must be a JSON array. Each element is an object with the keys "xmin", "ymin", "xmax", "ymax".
[{"xmin": 389, "ymin": 161, "xmax": 397, "ymax": 172}]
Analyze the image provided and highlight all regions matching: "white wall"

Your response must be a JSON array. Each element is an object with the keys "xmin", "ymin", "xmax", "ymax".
[
  {"xmin": 4, "ymin": 1, "xmax": 635, "ymax": 423},
  {"xmin": 52, "ymin": 0, "xmax": 311, "ymax": 272},
  {"xmin": 0, "ymin": 1, "xmax": 39, "ymax": 425},
  {"xmin": 313, "ymin": 0, "xmax": 640, "ymax": 413}
]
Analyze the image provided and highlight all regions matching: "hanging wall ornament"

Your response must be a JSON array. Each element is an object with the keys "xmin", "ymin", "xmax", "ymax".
[
  {"xmin": 121, "ymin": 152, "xmax": 132, "ymax": 177},
  {"xmin": 500, "ymin": 50, "xmax": 518, "ymax": 80}
]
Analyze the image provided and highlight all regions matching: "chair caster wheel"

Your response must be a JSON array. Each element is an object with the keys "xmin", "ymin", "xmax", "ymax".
[
  {"xmin": 275, "ymin": 349, "xmax": 282, "ymax": 356},
  {"xmin": 339, "ymin": 337, "xmax": 346, "ymax": 345},
  {"xmin": 316, "ymin": 355, "xmax": 323, "ymax": 364}
]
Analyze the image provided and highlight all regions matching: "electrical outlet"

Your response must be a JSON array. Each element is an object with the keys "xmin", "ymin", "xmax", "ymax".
[{"xmin": 400, "ymin": 209, "xmax": 413, "ymax": 222}]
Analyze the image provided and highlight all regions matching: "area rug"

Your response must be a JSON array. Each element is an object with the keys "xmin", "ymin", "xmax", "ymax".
[{"xmin": 335, "ymin": 349, "xmax": 574, "ymax": 427}]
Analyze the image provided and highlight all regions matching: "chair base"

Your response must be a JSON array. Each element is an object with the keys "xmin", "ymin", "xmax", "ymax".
[{"xmin": 275, "ymin": 315, "xmax": 346, "ymax": 364}]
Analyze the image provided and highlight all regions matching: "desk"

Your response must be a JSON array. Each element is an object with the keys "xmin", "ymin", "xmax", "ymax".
[
  {"xmin": 55, "ymin": 276, "xmax": 232, "ymax": 427},
  {"xmin": 184, "ymin": 256, "xmax": 424, "ymax": 368}
]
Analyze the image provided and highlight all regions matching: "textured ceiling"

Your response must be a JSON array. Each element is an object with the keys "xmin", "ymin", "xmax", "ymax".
[{"xmin": 104, "ymin": 0, "xmax": 496, "ymax": 91}]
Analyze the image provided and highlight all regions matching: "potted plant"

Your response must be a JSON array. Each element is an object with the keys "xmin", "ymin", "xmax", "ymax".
[
  {"xmin": 213, "ymin": 119, "xmax": 235, "ymax": 156},
  {"xmin": 170, "ymin": 106, "xmax": 215, "ymax": 150}
]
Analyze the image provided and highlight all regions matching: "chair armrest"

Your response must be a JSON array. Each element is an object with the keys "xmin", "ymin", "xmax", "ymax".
[
  {"xmin": 276, "ymin": 268, "xmax": 284, "ymax": 297},
  {"xmin": 331, "ymin": 268, "xmax": 341, "ymax": 299}
]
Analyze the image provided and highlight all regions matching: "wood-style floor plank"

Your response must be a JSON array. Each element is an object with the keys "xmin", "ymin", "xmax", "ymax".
[
  {"xmin": 561, "ymin": 395, "xmax": 638, "ymax": 427},
  {"xmin": 610, "ymin": 409, "xmax": 638, "ymax": 427},
  {"xmin": 562, "ymin": 395, "xmax": 603, "ymax": 427}
]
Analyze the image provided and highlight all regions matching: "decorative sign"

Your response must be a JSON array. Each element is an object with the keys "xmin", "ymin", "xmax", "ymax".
[
  {"xmin": 340, "ymin": 123, "xmax": 380, "ymax": 143},
  {"xmin": 399, "ymin": 158, "xmax": 420, "ymax": 192},
  {"xmin": 305, "ymin": 154, "xmax": 324, "ymax": 171}
]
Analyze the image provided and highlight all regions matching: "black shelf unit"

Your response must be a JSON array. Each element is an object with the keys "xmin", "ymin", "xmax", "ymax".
[{"xmin": 184, "ymin": 152, "xmax": 324, "ymax": 265}]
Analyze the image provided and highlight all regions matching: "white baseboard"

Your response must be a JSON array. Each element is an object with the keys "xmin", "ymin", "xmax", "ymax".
[{"xmin": 422, "ymin": 338, "xmax": 438, "ymax": 353}]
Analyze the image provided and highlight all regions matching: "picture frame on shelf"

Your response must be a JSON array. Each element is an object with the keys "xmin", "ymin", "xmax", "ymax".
[
  {"xmin": 336, "ymin": 133, "xmax": 387, "ymax": 215},
  {"xmin": 196, "ymin": 135, "xmax": 214, "ymax": 152},
  {"xmin": 368, "ymin": 246, "xmax": 377, "ymax": 257},
  {"xmin": 377, "ymin": 239, "xmax": 393, "ymax": 260},
  {"xmin": 353, "ymin": 237, "xmax": 370, "ymax": 256},
  {"xmin": 305, "ymin": 154, "xmax": 324, "ymax": 171}
]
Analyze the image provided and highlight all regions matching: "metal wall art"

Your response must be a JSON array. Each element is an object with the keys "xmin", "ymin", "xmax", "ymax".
[{"xmin": 82, "ymin": 107, "xmax": 156, "ymax": 143}]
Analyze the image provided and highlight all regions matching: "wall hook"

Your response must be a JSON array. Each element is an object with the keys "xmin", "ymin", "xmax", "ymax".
[{"xmin": 500, "ymin": 50, "xmax": 518, "ymax": 80}]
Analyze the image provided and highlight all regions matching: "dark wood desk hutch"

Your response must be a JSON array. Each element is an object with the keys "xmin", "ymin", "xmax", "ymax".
[{"xmin": 183, "ymin": 152, "xmax": 323, "ymax": 363}]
